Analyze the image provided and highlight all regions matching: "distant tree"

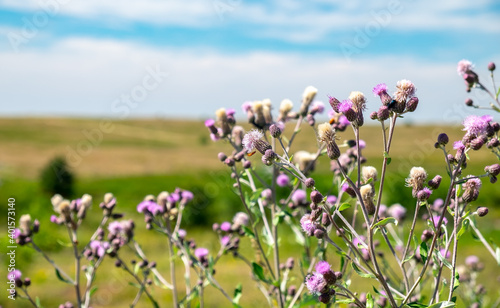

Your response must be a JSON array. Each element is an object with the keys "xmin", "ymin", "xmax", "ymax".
[{"xmin": 40, "ymin": 156, "xmax": 75, "ymax": 197}]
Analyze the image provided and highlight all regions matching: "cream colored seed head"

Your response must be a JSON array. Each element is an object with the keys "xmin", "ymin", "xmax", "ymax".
[
  {"xmin": 144, "ymin": 194, "xmax": 156, "ymax": 202},
  {"xmin": 302, "ymin": 86, "xmax": 318, "ymax": 105},
  {"xmin": 360, "ymin": 184, "xmax": 374, "ymax": 199},
  {"xmin": 215, "ymin": 108, "xmax": 227, "ymax": 121},
  {"xmin": 362, "ymin": 166, "xmax": 378, "ymax": 182},
  {"xmin": 104, "ymin": 193, "xmax": 114, "ymax": 204},
  {"xmin": 279, "ymin": 99, "xmax": 293, "ymax": 114},
  {"xmin": 317, "ymin": 122, "xmax": 335, "ymax": 143},
  {"xmin": 349, "ymin": 91, "xmax": 366, "ymax": 111}
]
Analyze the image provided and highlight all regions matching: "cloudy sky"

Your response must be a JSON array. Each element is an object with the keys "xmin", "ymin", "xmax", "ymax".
[{"xmin": 0, "ymin": 0, "xmax": 499, "ymax": 123}]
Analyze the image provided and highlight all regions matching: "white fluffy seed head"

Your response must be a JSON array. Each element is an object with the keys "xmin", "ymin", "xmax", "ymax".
[
  {"xmin": 317, "ymin": 122, "xmax": 335, "ymax": 143},
  {"xmin": 280, "ymin": 99, "xmax": 293, "ymax": 114},
  {"xmin": 215, "ymin": 108, "xmax": 227, "ymax": 121},
  {"xmin": 362, "ymin": 166, "xmax": 378, "ymax": 182},
  {"xmin": 104, "ymin": 193, "xmax": 114, "ymax": 204},
  {"xmin": 302, "ymin": 86, "xmax": 318, "ymax": 105},
  {"xmin": 81, "ymin": 194, "xmax": 93, "ymax": 209},
  {"xmin": 360, "ymin": 184, "xmax": 374, "ymax": 199},
  {"xmin": 348, "ymin": 91, "xmax": 366, "ymax": 111}
]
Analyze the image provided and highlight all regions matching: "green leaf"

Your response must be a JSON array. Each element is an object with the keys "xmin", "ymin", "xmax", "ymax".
[
  {"xmin": 335, "ymin": 298, "xmax": 355, "ymax": 304},
  {"xmin": 453, "ymin": 272, "xmax": 460, "ymax": 292},
  {"xmin": 250, "ymin": 188, "xmax": 264, "ymax": 202},
  {"xmin": 151, "ymin": 298, "xmax": 160, "ymax": 308},
  {"xmin": 366, "ymin": 292, "xmax": 374, "ymax": 308},
  {"xmin": 403, "ymin": 253, "xmax": 415, "ymax": 263},
  {"xmin": 56, "ymin": 239, "xmax": 73, "ymax": 247},
  {"xmin": 372, "ymin": 217, "xmax": 398, "ymax": 229},
  {"xmin": 55, "ymin": 269, "xmax": 72, "ymax": 284},
  {"xmin": 128, "ymin": 282, "xmax": 141, "ymax": 288},
  {"xmin": 457, "ymin": 218, "xmax": 470, "ymax": 239},
  {"xmin": 241, "ymin": 226, "xmax": 255, "ymax": 239},
  {"xmin": 272, "ymin": 211, "xmax": 286, "ymax": 226},
  {"xmin": 252, "ymin": 262, "xmax": 266, "ymax": 282},
  {"xmin": 351, "ymin": 262, "xmax": 376, "ymax": 279},
  {"xmin": 496, "ymin": 247, "xmax": 500, "ymax": 266},
  {"xmin": 233, "ymin": 284, "xmax": 243, "ymax": 305},
  {"xmin": 36, "ymin": 296, "xmax": 43, "ymax": 308},
  {"xmin": 496, "ymin": 86, "xmax": 500, "ymax": 100},
  {"xmin": 338, "ymin": 202, "xmax": 351, "ymax": 212},
  {"xmin": 437, "ymin": 250, "xmax": 452, "ymax": 269},
  {"xmin": 428, "ymin": 301, "xmax": 456, "ymax": 308},
  {"xmin": 383, "ymin": 151, "xmax": 391, "ymax": 165},
  {"xmin": 297, "ymin": 293, "xmax": 317, "ymax": 307},
  {"xmin": 420, "ymin": 242, "xmax": 428, "ymax": 264},
  {"xmin": 89, "ymin": 286, "xmax": 98, "ymax": 297}
]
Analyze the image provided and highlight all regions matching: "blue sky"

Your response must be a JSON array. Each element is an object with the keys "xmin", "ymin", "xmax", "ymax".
[{"xmin": 0, "ymin": 0, "xmax": 499, "ymax": 123}]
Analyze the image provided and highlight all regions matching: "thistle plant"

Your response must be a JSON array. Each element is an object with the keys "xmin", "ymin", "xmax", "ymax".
[
  {"xmin": 10, "ymin": 60, "xmax": 500, "ymax": 308},
  {"xmin": 202, "ymin": 61, "xmax": 500, "ymax": 307}
]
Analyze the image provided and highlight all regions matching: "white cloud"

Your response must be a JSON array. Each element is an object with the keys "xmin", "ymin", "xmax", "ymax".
[{"xmin": 1, "ymin": 37, "xmax": 496, "ymax": 124}]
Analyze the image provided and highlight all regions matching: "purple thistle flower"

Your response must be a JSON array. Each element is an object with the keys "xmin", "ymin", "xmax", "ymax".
[
  {"xmin": 194, "ymin": 247, "xmax": 209, "ymax": 259},
  {"xmin": 226, "ymin": 108, "xmax": 236, "ymax": 116},
  {"xmin": 439, "ymin": 249, "xmax": 451, "ymax": 259},
  {"xmin": 50, "ymin": 215, "xmax": 58, "ymax": 224},
  {"xmin": 457, "ymin": 59, "xmax": 473, "ymax": 76},
  {"xmin": 205, "ymin": 119, "xmax": 215, "ymax": 127},
  {"xmin": 358, "ymin": 139, "xmax": 366, "ymax": 149},
  {"xmin": 338, "ymin": 100, "xmax": 353, "ymax": 113},
  {"xmin": 326, "ymin": 195, "xmax": 337, "ymax": 205},
  {"xmin": 431, "ymin": 198, "xmax": 444, "ymax": 211},
  {"xmin": 292, "ymin": 189, "xmax": 307, "ymax": 205},
  {"xmin": 108, "ymin": 221, "xmax": 123, "ymax": 235},
  {"xmin": 242, "ymin": 129, "xmax": 264, "ymax": 152},
  {"xmin": 221, "ymin": 235, "xmax": 231, "ymax": 247},
  {"xmin": 12, "ymin": 228, "xmax": 21, "ymax": 239},
  {"xmin": 388, "ymin": 203, "xmax": 406, "ymax": 222},
  {"xmin": 233, "ymin": 212, "xmax": 249, "ymax": 226},
  {"xmin": 178, "ymin": 229, "xmax": 187, "ymax": 239},
  {"xmin": 300, "ymin": 214, "xmax": 316, "ymax": 236},
  {"xmin": 463, "ymin": 115, "xmax": 492, "ymax": 137},
  {"xmin": 220, "ymin": 221, "xmax": 231, "ymax": 232},
  {"xmin": 315, "ymin": 261, "xmax": 331, "ymax": 275},
  {"xmin": 311, "ymin": 101, "xmax": 325, "ymax": 114},
  {"xmin": 465, "ymin": 255, "xmax": 479, "ymax": 267},
  {"xmin": 372, "ymin": 83, "xmax": 388, "ymax": 96},
  {"xmin": 431, "ymin": 216, "xmax": 448, "ymax": 228},
  {"xmin": 7, "ymin": 269, "xmax": 22, "ymax": 281},
  {"xmin": 210, "ymin": 133, "xmax": 220, "ymax": 141},
  {"xmin": 276, "ymin": 174, "xmax": 290, "ymax": 187},
  {"xmin": 453, "ymin": 141, "xmax": 465, "ymax": 150},
  {"xmin": 338, "ymin": 115, "xmax": 350, "ymax": 126},
  {"xmin": 305, "ymin": 273, "xmax": 326, "ymax": 295},
  {"xmin": 242, "ymin": 101, "xmax": 252, "ymax": 112},
  {"xmin": 181, "ymin": 190, "xmax": 194, "ymax": 203},
  {"xmin": 341, "ymin": 183, "xmax": 350, "ymax": 192}
]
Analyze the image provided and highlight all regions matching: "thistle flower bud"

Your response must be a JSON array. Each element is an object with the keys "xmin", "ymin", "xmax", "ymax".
[
  {"xmin": 465, "ymin": 98, "xmax": 473, "ymax": 106},
  {"xmin": 485, "ymin": 164, "xmax": 500, "ymax": 176},
  {"xmin": 377, "ymin": 105, "xmax": 390, "ymax": 121},
  {"xmin": 305, "ymin": 178, "xmax": 315, "ymax": 189},
  {"xmin": 310, "ymin": 190, "xmax": 323, "ymax": 204},
  {"xmin": 269, "ymin": 124, "xmax": 281, "ymax": 138},
  {"xmin": 428, "ymin": 175, "xmax": 442, "ymax": 189},
  {"xmin": 406, "ymin": 96, "xmax": 419, "ymax": 112},
  {"xmin": 104, "ymin": 193, "xmax": 114, "ymax": 205},
  {"xmin": 421, "ymin": 229, "xmax": 433, "ymax": 242},
  {"xmin": 342, "ymin": 184, "xmax": 356, "ymax": 198},
  {"xmin": 490, "ymin": 175, "xmax": 497, "ymax": 183},
  {"xmin": 321, "ymin": 212, "xmax": 330, "ymax": 226},
  {"xmin": 462, "ymin": 177, "xmax": 481, "ymax": 203},
  {"xmin": 488, "ymin": 62, "xmax": 496, "ymax": 71},
  {"xmin": 437, "ymin": 133, "xmax": 449, "ymax": 145},
  {"xmin": 300, "ymin": 86, "xmax": 318, "ymax": 115},
  {"xmin": 477, "ymin": 207, "xmax": 488, "ymax": 217},
  {"xmin": 314, "ymin": 228, "xmax": 325, "ymax": 239},
  {"xmin": 231, "ymin": 126, "xmax": 245, "ymax": 147},
  {"xmin": 218, "ymin": 152, "xmax": 227, "ymax": 162},
  {"xmin": 487, "ymin": 138, "xmax": 499, "ymax": 148},
  {"xmin": 373, "ymin": 83, "xmax": 392, "ymax": 106},
  {"xmin": 33, "ymin": 219, "xmax": 40, "ymax": 233},
  {"xmin": 360, "ymin": 184, "xmax": 375, "ymax": 215},
  {"xmin": 370, "ymin": 111, "xmax": 378, "ymax": 120},
  {"xmin": 470, "ymin": 137, "xmax": 484, "ymax": 150},
  {"xmin": 243, "ymin": 160, "xmax": 251, "ymax": 169},
  {"xmin": 224, "ymin": 158, "xmax": 235, "ymax": 167},
  {"xmin": 339, "ymin": 100, "xmax": 356, "ymax": 122},
  {"xmin": 328, "ymin": 96, "xmax": 341, "ymax": 113},
  {"xmin": 417, "ymin": 188, "xmax": 432, "ymax": 201},
  {"xmin": 286, "ymin": 257, "xmax": 295, "ymax": 270}
]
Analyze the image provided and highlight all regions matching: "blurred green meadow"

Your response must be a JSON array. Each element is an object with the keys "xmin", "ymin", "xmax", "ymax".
[{"xmin": 1, "ymin": 118, "xmax": 500, "ymax": 307}]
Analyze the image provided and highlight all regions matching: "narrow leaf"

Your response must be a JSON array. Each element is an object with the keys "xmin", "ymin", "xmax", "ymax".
[
  {"xmin": 251, "ymin": 262, "xmax": 266, "ymax": 282},
  {"xmin": 55, "ymin": 269, "xmax": 72, "ymax": 284},
  {"xmin": 372, "ymin": 217, "xmax": 398, "ymax": 229},
  {"xmin": 338, "ymin": 202, "xmax": 351, "ymax": 212},
  {"xmin": 420, "ymin": 242, "xmax": 428, "ymax": 264}
]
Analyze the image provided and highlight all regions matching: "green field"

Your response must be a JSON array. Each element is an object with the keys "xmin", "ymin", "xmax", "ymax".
[{"xmin": 1, "ymin": 117, "xmax": 500, "ymax": 307}]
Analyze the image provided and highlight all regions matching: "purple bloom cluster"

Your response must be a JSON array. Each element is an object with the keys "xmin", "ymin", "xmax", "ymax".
[{"xmin": 305, "ymin": 260, "xmax": 338, "ymax": 303}]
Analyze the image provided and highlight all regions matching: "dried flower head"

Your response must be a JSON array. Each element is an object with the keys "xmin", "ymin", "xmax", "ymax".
[
  {"xmin": 19, "ymin": 214, "xmax": 32, "ymax": 235},
  {"xmin": 360, "ymin": 184, "xmax": 375, "ymax": 215},
  {"xmin": 242, "ymin": 129, "xmax": 270, "ymax": 154},
  {"xmin": 406, "ymin": 167, "xmax": 427, "ymax": 197},
  {"xmin": 348, "ymin": 91, "xmax": 367, "ymax": 112},
  {"xmin": 393, "ymin": 79, "xmax": 416, "ymax": 103},
  {"xmin": 362, "ymin": 166, "xmax": 378, "ymax": 183},
  {"xmin": 462, "ymin": 176, "xmax": 482, "ymax": 203},
  {"xmin": 300, "ymin": 86, "xmax": 318, "ymax": 115},
  {"xmin": 294, "ymin": 151, "xmax": 316, "ymax": 171}
]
